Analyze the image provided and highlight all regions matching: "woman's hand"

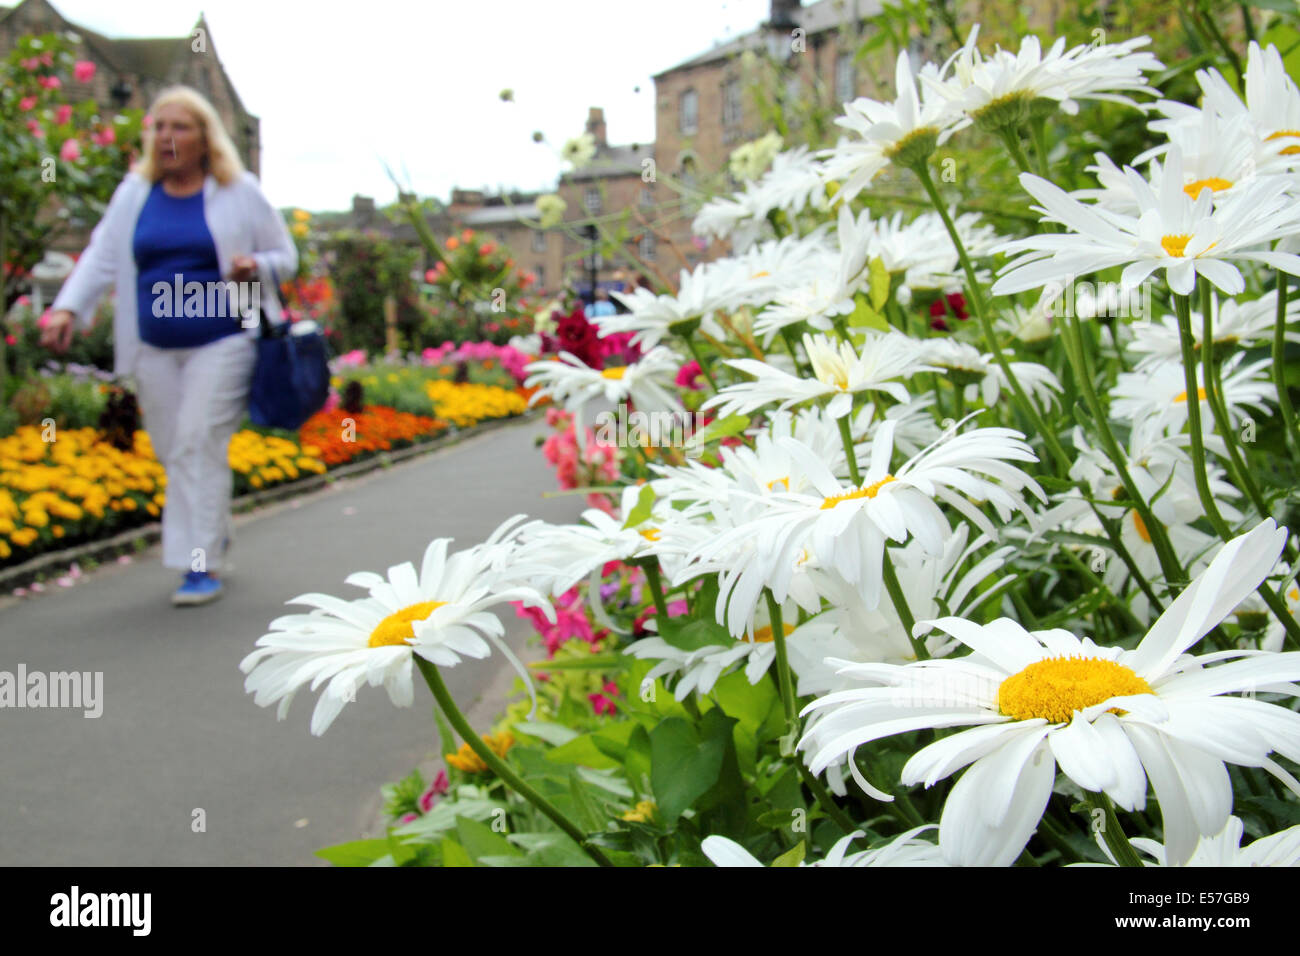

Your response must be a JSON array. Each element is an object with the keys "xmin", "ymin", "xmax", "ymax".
[
  {"xmin": 229, "ymin": 255, "xmax": 258, "ymax": 282},
  {"xmin": 39, "ymin": 310, "xmax": 77, "ymax": 353}
]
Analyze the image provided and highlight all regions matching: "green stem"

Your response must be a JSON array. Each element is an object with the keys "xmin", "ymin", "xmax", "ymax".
[
  {"xmin": 1273, "ymin": 274, "xmax": 1300, "ymax": 457},
  {"xmin": 836, "ymin": 414, "xmax": 863, "ymax": 486},
  {"xmin": 1059, "ymin": 544, "xmax": 1145, "ymax": 634},
  {"xmin": 1173, "ymin": 292, "xmax": 1235, "ymax": 541},
  {"xmin": 1063, "ymin": 310, "xmax": 1186, "ymax": 591},
  {"xmin": 999, "ymin": 129, "xmax": 1034, "ymax": 175},
  {"xmin": 414, "ymin": 657, "xmax": 613, "ymax": 866},
  {"xmin": 1028, "ymin": 116, "xmax": 1052, "ymax": 180},
  {"xmin": 765, "ymin": 592, "xmax": 858, "ymax": 835},
  {"xmin": 882, "ymin": 549, "xmax": 927, "ymax": 660},
  {"xmin": 683, "ymin": 334, "xmax": 718, "ymax": 394},
  {"xmin": 1199, "ymin": 285, "xmax": 1271, "ymax": 521},
  {"xmin": 1085, "ymin": 791, "xmax": 1144, "ymax": 868},
  {"xmin": 637, "ymin": 557, "xmax": 672, "ymax": 621}
]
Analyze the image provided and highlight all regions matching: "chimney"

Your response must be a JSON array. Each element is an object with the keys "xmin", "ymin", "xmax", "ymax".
[
  {"xmin": 586, "ymin": 107, "xmax": 607, "ymax": 148},
  {"xmin": 769, "ymin": 0, "xmax": 800, "ymax": 32}
]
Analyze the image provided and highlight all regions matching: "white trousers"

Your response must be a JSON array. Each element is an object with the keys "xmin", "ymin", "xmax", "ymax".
[{"xmin": 133, "ymin": 333, "xmax": 258, "ymax": 572}]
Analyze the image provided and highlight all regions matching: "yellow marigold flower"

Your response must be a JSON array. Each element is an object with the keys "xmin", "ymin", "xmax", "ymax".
[
  {"xmin": 146, "ymin": 503, "xmax": 160, "ymax": 516},
  {"xmin": 621, "ymin": 800, "xmax": 658, "ymax": 823},
  {"xmin": 0, "ymin": 539, "xmax": 9, "ymax": 559},
  {"xmin": 11, "ymin": 527, "xmax": 38, "ymax": 547},
  {"xmin": 445, "ymin": 731, "xmax": 515, "ymax": 774},
  {"xmin": 52, "ymin": 525, "xmax": 64, "ymax": 538}
]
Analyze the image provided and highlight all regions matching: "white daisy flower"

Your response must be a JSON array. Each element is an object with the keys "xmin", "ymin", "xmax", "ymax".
[
  {"xmin": 240, "ymin": 517, "xmax": 553, "ymax": 736},
  {"xmin": 1127, "ymin": 290, "xmax": 1300, "ymax": 371},
  {"xmin": 682, "ymin": 417, "xmax": 1043, "ymax": 617},
  {"xmin": 799, "ymin": 518, "xmax": 1300, "ymax": 867},
  {"xmin": 992, "ymin": 150, "xmax": 1300, "ymax": 298},
  {"xmin": 818, "ymin": 50, "xmax": 969, "ymax": 203},
  {"xmin": 702, "ymin": 330, "xmax": 931, "ymax": 420},
  {"xmin": 523, "ymin": 346, "xmax": 684, "ymax": 419},
  {"xmin": 1109, "ymin": 354, "xmax": 1275, "ymax": 439},
  {"xmin": 702, "ymin": 825, "xmax": 946, "ymax": 867},
  {"xmin": 1084, "ymin": 815, "xmax": 1300, "ymax": 867},
  {"xmin": 922, "ymin": 26, "xmax": 1162, "ymax": 127},
  {"xmin": 919, "ymin": 338, "xmax": 1062, "ymax": 411}
]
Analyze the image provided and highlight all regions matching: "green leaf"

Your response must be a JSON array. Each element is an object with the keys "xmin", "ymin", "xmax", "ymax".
[
  {"xmin": 711, "ymin": 668, "xmax": 779, "ymax": 740},
  {"xmin": 314, "ymin": 839, "xmax": 391, "ymax": 867},
  {"xmin": 546, "ymin": 733, "xmax": 623, "ymax": 770},
  {"xmin": 771, "ymin": 841, "xmax": 807, "ymax": 867},
  {"xmin": 622, "ymin": 484, "xmax": 656, "ymax": 529},
  {"xmin": 847, "ymin": 291, "xmax": 889, "ymax": 332},
  {"xmin": 694, "ymin": 413, "xmax": 750, "ymax": 445},
  {"xmin": 657, "ymin": 616, "xmax": 734, "ymax": 653},
  {"xmin": 439, "ymin": 838, "xmax": 475, "ymax": 867},
  {"xmin": 455, "ymin": 815, "xmax": 520, "ymax": 860},
  {"xmin": 869, "ymin": 257, "xmax": 891, "ymax": 312},
  {"xmin": 650, "ymin": 716, "xmax": 727, "ymax": 821},
  {"xmin": 512, "ymin": 720, "xmax": 581, "ymax": 746}
]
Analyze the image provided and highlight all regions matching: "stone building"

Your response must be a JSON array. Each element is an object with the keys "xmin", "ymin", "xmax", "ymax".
[{"xmin": 0, "ymin": 0, "xmax": 261, "ymax": 174}]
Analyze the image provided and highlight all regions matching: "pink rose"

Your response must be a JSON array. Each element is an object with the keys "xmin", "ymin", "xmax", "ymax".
[
  {"xmin": 424, "ymin": 269, "xmax": 438, "ymax": 283},
  {"xmin": 55, "ymin": 104, "xmax": 72, "ymax": 125},
  {"xmin": 26, "ymin": 119, "xmax": 44, "ymax": 139},
  {"xmin": 18, "ymin": 95, "xmax": 37, "ymax": 111},
  {"xmin": 73, "ymin": 60, "xmax": 96, "ymax": 83},
  {"xmin": 92, "ymin": 126, "xmax": 116, "ymax": 146},
  {"xmin": 20, "ymin": 57, "xmax": 39, "ymax": 70},
  {"xmin": 38, "ymin": 75, "xmax": 61, "ymax": 90},
  {"xmin": 4, "ymin": 334, "xmax": 16, "ymax": 346},
  {"xmin": 59, "ymin": 138, "xmax": 81, "ymax": 162},
  {"xmin": 15, "ymin": 295, "xmax": 31, "ymax": 307}
]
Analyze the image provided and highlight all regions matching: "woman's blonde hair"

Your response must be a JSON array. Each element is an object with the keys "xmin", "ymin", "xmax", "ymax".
[{"xmin": 133, "ymin": 85, "xmax": 245, "ymax": 185}]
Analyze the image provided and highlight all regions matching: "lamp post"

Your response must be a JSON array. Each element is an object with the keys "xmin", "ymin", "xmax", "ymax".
[{"xmin": 584, "ymin": 223, "xmax": 597, "ymax": 305}]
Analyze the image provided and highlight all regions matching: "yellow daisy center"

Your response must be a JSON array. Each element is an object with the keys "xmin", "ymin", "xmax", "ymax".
[
  {"xmin": 1183, "ymin": 177, "xmax": 1233, "ymax": 199},
  {"xmin": 749, "ymin": 622, "xmax": 795, "ymax": 643},
  {"xmin": 601, "ymin": 367, "xmax": 627, "ymax": 380},
  {"xmin": 1161, "ymin": 234, "xmax": 1192, "ymax": 257},
  {"xmin": 638, "ymin": 527, "xmax": 661, "ymax": 541},
  {"xmin": 1172, "ymin": 387, "xmax": 1207, "ymax": 403},
  {"xmin": 767, "ymin": 476, "xmax": 790, "ymax": 491},
  {"xmin": 998, "ymin": 656, "xmax": 1154, "ymax": 724},
  {"xmin": 368, "ymin": 600, "xmax": 446, "ymax": 648},
  {"xmin": 751, "ymin": 270, "xmax": 770, "ymax": 279},
  {"xmin": 821, "ymin": 475, "xmax": 895, "ymax": 509},
  {"xmin": 1266, "ymin": 130, "xmax": 1300, "ymax": 156}
]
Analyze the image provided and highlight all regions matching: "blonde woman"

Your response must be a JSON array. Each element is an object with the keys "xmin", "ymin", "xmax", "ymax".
[{"xmin": 41, "ymin": 86, "xmax": 296, "ymax": 606}]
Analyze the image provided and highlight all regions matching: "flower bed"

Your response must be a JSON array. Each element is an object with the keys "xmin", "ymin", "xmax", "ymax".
[{"xmin": 296, "ymin": 406, "xmax": 447, "ymax": 468}]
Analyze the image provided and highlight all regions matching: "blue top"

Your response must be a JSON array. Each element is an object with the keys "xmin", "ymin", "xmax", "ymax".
[{"xmin": 134, "ymin": 182, "xmax": 246, "ymax": 348}]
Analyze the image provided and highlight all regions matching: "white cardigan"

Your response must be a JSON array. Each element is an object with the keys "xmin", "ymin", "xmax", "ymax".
[{"xmin": 52, "ymin": 170, "xmax": 298, "ymax": 379}]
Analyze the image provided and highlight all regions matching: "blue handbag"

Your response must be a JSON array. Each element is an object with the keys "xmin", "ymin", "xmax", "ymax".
[{"xmin": 247, "ymin": 274, "xmax": 332, "ymax": 431}]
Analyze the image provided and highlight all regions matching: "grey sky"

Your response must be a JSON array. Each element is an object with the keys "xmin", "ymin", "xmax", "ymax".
[{"xmin": 44, "ymin": 0, "xmax": 773, "ymax": 211}]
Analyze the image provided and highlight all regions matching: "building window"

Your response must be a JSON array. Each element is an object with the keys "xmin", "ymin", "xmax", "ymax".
[
  {"xmin": 535, "ymin": 265, "xmax": 545, "ymax": 288},
  {"xmin": 531, "ymin": 229, "xmax": 547, "ymax": 253},
  {"xmin": 584, "ymin": 187, "xmax": 601, "ymax": 213},
  {"xmin": 679, "ymin": 157, "xmax": 697, "ymax": 191},
  {"xmin": 835, "ymin": 52, "xmax": 856, "ymax": 103},
  {"xmin": 679, "ymin": 88, "xmax": 698, "ymax": 135},
  {"xmin": 722, "ymin": 78, "xmax": 742, "ymax": 128},
  {"xmin": 639, "ymin": 233, "xmax": 656, "ymax": 261}
]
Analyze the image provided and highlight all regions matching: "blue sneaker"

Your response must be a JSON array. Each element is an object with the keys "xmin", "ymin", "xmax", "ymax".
[{"xmin": 172, "ymin": 570, "xmax": 224, "ymax": 606}]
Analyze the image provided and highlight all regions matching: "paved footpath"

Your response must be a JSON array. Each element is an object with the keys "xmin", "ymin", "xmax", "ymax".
[{"xmin": 0, "ymin": 417, "xmax": 582, "ymax": 865}]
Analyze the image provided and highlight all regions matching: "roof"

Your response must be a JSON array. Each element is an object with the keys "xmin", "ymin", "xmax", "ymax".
[
  {"xmin": 562, "ymin": 143, "xmax": 655, "ymax": 182},
  {"xmin": 653, "ymin": 0, "xmax": 882, "ymax": 77}
]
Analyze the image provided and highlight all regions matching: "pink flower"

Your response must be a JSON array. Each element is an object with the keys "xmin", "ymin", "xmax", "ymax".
[
  {"xmin": 675, "ymin": 359, "xmax": 703, "ymax": 390},
  {"xmin": 55, "ymin": 104, "xmax": 72, "ymax": 125},
  {"xmin": 4, "ymin": 335, "xmax": 16, "ymax": 346},
  {"xmin": 142, "ymin": 114, "xmax": 154, "ymax": 129},
  {"xmin": 37, "ymin": 310, "xmax": 53, "ymax": 329},
  {"xmin": 59, "ymin": 138, "xmax": 81, "ymax": 162},
  {"xmin": 398, "ymin": 812, "xmax": 419, "ymax": 825},
  {"xmin": 92, "ymin": 126, "xmax": 116, "ymax": 147},
  {"xmin": 418, "ymin": 769, "xmax": 450, "ymax": 812},
  {"xmin": 18, "ymin": 95, "xmax": 37, "ymax": 111},
  {"xmin": 15, "ymin": 295, "xmax": 30, "ymax": 307},
  {"xmin": 38, "ymin": 75, "xmax": 61, "ymax": 91},
  {"xmin": 424, "ymin": 269, "xmax": 438, "ymax": 283},
  {"xmin": 40, "ymin": 52, "xmax": 53, "ymax": 67},
  {"xmin": 20, "ymin": 57, "xmax": 39, "ymax": 71},
  {"xmin": 26, "ymin": 119, "xmax": 44, "ymax": 139},
  {"xmin": 74, "ymin": 60, "xmax": 96, "ymax": 83},
  {"xmin": 12, "ymin": 588, "xmax": 28, "ymax": 598}
]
